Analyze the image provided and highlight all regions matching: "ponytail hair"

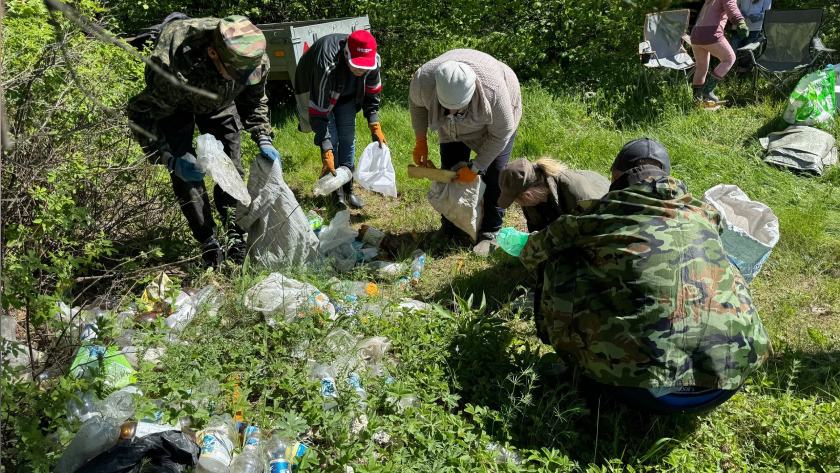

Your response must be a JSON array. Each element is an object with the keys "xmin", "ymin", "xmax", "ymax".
[{"xmin": 534, "ymin": 157, "xmax": 567, "ymax": 178}]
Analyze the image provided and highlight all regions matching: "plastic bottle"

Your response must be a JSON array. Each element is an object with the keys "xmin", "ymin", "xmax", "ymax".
[
  {"xmin": 339, "ymin": 280, "xmax": 379, "ymax": 298},
  {"xmin": 196, "ymin": 413, "xmax": 238, "ymax": 473},
  {"xmin": 358, "ymin": 225, "xmax": 386, "ymax": 248},
  {"xmin": 231, "ymin": 426, "xmax": 264, "ymax": 473},
  {"xmin": 53, "ymin": 416, "xmax": 120, "ymax": 473},
  {"xmin": 365, "ymin": 261, "xmax": 405, "ymax": 280},
  {"xmin": 309, "ymin": 362, "xmax": 338, "ymax": 411},
  {"xmin": 263, "ymin": 435, "xmax": 292, "ymax": 473},
  {"xmin": 102, "ymin": 387, "xmax": 137, "ymax": 423},
  {"xmin": 409, "ymin": 250, "xmax": 426, "ymax": 286},
  {"xmin": 118, "ymin": 421, "xmax": 197, "ymax": 443},
  {"xmin": 497, "ymin": 227, "xmax": 529, "ymax": 257},
  {"xmin": 66, "ymin": 390, "xmax": 102, "ymax": 423},
  {"xmin": 306, "ymin": 211, "xmax": 323, "ymax": 234},
  {"xmin": 313, "ymin": 167, "xmax": 352, "ymax": 196}
]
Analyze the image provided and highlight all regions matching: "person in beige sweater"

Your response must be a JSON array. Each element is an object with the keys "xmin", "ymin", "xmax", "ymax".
[{"xmin": 409, "ymin": 49, "xmax": 522, "ymax": 256}]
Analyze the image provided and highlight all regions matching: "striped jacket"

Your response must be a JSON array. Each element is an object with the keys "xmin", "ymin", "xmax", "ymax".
[{"xmin": 293, "ymin": 34, "xmax": 382, "ymax": 152}]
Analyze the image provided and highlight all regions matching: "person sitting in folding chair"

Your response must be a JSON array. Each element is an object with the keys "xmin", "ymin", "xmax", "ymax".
[
  {"xmin": 690, "ymin": 0, "xmax": 750, "ymax": 106},
  {"xmin": 729, "ymin": 0, "xmax": 772, "ymax": 73}
]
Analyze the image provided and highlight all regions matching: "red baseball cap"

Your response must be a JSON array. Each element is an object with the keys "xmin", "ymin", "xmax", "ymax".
[{"xmin": 346, "ymin": 30, "xmax": 377, "ymax": 70}]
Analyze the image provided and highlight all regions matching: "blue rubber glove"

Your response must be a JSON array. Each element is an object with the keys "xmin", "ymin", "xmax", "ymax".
[
  {"xmin": 165, "ymin": 153, "xmax": 205, "ymax": 182},
  {"xmin": 258, "ymin": 135, "xmax": 282, "ymax": 167}
]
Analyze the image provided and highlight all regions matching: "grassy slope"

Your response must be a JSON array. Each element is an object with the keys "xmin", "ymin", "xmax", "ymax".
[{"xmin": 159, "ymin": 86, "xmax": 840, "ymax": 472}]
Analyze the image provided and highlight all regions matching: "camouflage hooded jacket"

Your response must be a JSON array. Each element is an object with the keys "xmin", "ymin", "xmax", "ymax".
[
  {"xmin": 519, "ymin": 166, "xmax": 771, "ymax": 389},
  {"xmin": 127, "ymin": 18, "xmax": 272, "ymax": 159}
]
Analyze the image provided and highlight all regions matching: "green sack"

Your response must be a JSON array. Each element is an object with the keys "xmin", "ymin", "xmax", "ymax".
[
  {"xmin": 783, "ymin": 68, "xmax": 836, "ymax": 125},
  {"xmin": 498, "ymin": 227, "xmax": 529, "ymax": 257}
]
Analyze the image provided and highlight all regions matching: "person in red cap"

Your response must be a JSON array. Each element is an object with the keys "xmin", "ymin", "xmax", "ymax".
[{"xmin": 294, "ymin": 30, "xmax": 385, "ymax": 211}]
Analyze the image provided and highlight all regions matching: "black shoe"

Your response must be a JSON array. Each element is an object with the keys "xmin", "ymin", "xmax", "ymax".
[
  {"xmin": 201, "ymin": 238, "xmax": 223, "ymax": 268},
  {"xmin": 227, "ymin": 239, "xmax": 247, "ymax": 265},
  {"xmin": 343, "ymin": 179, "xmax": 364, "ymax": 209},
  {"xmin": 430, "ymin": 221, "xmax": 457, "ymax": 243}
]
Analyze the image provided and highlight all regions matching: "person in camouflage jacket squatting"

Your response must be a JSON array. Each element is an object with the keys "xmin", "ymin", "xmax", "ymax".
[
  {"xmin": 128, "ymin": 15, "xmax": 279, "ymax": 267},
  {"xmin": 520, "ymin": 138, "xmax": 772, "ymax": 415}
]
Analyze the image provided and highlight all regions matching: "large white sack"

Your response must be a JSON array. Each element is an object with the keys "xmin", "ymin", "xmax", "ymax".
[
  {"xmin": 428, "ymin": 179, "xmax": 486, "ymax": 242},
  {"xmin": 237, "ymin": 155, "xmax": 320, "ymax": 267},
  {"xmin": 354, "ymin": 142, "xmax": 398, "ymax": 197},
  {"xmin": 195, "ymin": 134, "xmax": 251, "ymax": 206},
  {"xmin": 243, "ymin": 273, "xmax": 335, "ymax": 325},
  {"xmin": 702, "ymin": 184, "xmax": 779, "ymax": 283}
]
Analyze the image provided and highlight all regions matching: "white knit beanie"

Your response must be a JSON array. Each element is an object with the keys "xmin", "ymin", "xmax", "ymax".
[{"xmin": 435, "ymin": 61, "xmax": 476, "ymax": 110}]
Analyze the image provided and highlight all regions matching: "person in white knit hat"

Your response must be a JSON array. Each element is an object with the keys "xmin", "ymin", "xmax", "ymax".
[{"xmin": 409, "ymin": 50, "xmax": 522, "ymax": 256}]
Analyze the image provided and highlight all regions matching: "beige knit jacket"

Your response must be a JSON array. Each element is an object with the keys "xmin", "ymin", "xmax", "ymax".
[{"xmin": 409, "ymin": 49, "xmax": 522, "ymax": 170}]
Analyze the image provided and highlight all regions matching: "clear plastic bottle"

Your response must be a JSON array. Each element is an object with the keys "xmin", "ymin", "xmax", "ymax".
[
  {"xmin": 263, "ymin": 434, "xmax": 292, "ymax": 473},
  {"xmin": 365, "ymin": 261, "xmax": 405, "ymax": 280},
  {"xmin": 196, "ymin": 413, "xmax": 238, "ymax": 473},
  {"xmin": 231, "ymin": 426, "xmax": 264, "ymax": 473},
  {"xmin": 409, "ymin": 250, "xmax": 426, "ymax": 286},
  {"xmin": 53, "ymin": 416, "xmax": 120, "ymax": 473},
  {"xmin": 118, "ymin": 421, "xmax": 197, "ymax": 443},
  {"xmin": 102, "ymin": 387, "xmax": 137, "ymax": 423},
  {"xmin": 309, "ymin": 362, "xmax": 338, "ymax": 411},
  {"xmin": 313, "ymin": 167, "xmax": 353, "ymax": 196},
  {"xmin": 341, "ymin": 280, "xmax": 379, "ymax": 298},
  {"xmin": 66, "ymin": 390, "xmax": 102, "ymax": 423}
]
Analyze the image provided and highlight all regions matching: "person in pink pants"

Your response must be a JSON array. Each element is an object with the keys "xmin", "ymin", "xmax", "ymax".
[{"xmin": 690, "ymin": 0, "xmax": 749, "ymax": 104}]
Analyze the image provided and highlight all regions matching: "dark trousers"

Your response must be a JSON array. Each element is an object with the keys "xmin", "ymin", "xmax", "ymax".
[
  {"xmin": 157, "ymin": 104, "xmax": 245, "ymax": 246},
  {"xmin": 439, "ymin": 131, "xmax": 517, "ymax": 234}
]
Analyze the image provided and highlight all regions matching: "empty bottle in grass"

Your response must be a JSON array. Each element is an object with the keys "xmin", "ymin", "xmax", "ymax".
[
  {"xmin": 497, "ymin": 227, "xmax": 529, "ymax": 257},
  {"xmin": 313, "ymin": 167, "xmax": 352, "ymax": 196},
  {"xmin": 409, "ymin": 250, "xmax": 426, "ymax": 286},
  {"xmin": 196, "ymin": 413, "xmax": 237, "ymax": 473},
  {"xmin": 118, "ymin": 421, "xmax": 197, "ymax": 443},
  {"xmin": 263, "ymin": 435, "xmax": 292, "ymax": 473},
  {"xmin": 231, "ymin": 426, "xmax": 264, "ymax": 473},
  {"xmin": 102, "ymin": 387, "xmax": 137, "ymax": 423},
  {"xmin": 66, "ymin": 390, "xmax": 102, "ymax": 423},
  {"xmin": 54, "ymin": 416, "xmax": 120, "ymax": 473}
]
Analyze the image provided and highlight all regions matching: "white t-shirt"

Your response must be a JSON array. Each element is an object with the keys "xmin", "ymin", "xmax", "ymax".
[{"xmin": 739, "ymin": 0, "xmax": 772, "ymax": 31}]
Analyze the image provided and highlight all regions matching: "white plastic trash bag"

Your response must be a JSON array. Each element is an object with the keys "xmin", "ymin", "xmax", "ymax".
[
  {"xmin": 702, "ymin": 184, "xmax": 780, "ymax": 283},
  {"xmin": 428, "ymin": 179, "xmax": 486, "ymax": 242},
  {"xmin": 237, "ymin": 155, "xmax": 320, "ymax": 267},
  {"xmin": 195, "ymin": 134, "xmax": 251, "ymax": 206},
  {"xmin": 243, "ymin": 273, "xmax": 336, "ymax": 325},
  {"xmin": 318, "ymin": 210, "xmax": 359, "ymax": 271},
  {"xmin": 354, "ymin": 142, "xmax": 397, "ymax": 197}
]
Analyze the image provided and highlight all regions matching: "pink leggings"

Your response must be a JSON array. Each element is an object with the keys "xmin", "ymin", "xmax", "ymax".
[{"xmin": 692, "ymin": 39, "xmax": 736, "ymax": 87}]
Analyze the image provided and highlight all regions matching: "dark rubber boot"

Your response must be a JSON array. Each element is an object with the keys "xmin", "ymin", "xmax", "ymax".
[
  {"xmin": 701, "ymin": 76, "xmax": 721, "ymax": 102},
  {"xmin": 201, "ymin": 238, "xmax": 223, "ymax": 269},
  {"xmin": 692, "ymin": 87, "xmax": 703, "ymax": 102},
  {"xmin": 227, "ymin": 238, "xmax": 247, "ymax": 265},
  {"xmin": 343, "ymin": 178, "xmax": 364, "ymax": 209},
  {"xmin": 333, "ymin": 187, "xmax": 348, "ymax": 212}
]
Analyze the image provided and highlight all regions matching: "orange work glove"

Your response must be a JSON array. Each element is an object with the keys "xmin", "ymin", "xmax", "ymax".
[
  {"xmin": 320, "ymin": 149, "xmax": 336, "ymax": 178},
  {"xmin": 413, "ymin": 137, "xmax": 430, "ymax": 167},
  {"xmin": 369, "ymin": 122, "xmax": 387, "ymax": 148},
  {"xmin": 453, "ymin": 165, "xmax": 478, "ymax": 183}
]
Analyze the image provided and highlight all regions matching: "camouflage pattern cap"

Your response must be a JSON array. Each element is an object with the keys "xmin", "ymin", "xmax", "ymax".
[{"xmin": 213, "ymin": 15, "xmax": 266, "ymax": 84}]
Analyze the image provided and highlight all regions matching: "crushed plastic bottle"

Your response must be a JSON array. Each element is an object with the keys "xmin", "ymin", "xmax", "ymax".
[
  {"xmin": 497, "ymin": 227, "xmax": 529, "ymax": 257},
  {"xmin": 358, "ymin": 225, "xmax": 387, "ymax": 248},
  {"xmin": 486, "ymin": 442, "xmax": 523, "ymax": 465},
  {"xmin": 329, "ymin": 279, "xmax": 380, "ymax": 298},
  {"xmin": 313, "ymin": 167, "xmax": 353, "ymax": 196},
  {"xmin": 324, "ymin": 329, "xmax": 357, "ymax": 354},
  {"xmin": 365, "ymin": 261, "xmax": 406, "ymax": 280},
  {"xmin": 409, "ymin": 250, "xmax": 426, "ymax": 286},
  {"xmin": 66, "ymin": 390, "xmax": 102, "ymax": 423},
  {"xmin": 102, "ymin": 387, "xmax": 137, "ymax": 423},
  {"xmin": 231, "ymin": 426, "xmax": 264, "ymax": 473},
  {"xmin": 53, "ymin": 415, "xmax": 120, "ymax": 473},
  {"xmin": 307, "ymin": 210, "xmax": 323, "ymax": 234},
  {"xmin": 196, "ymin": 413, "xmax": 238, "ymax": 472},
  {"xmin": 309, "ymin": 362, "xmax": 338, "ymax": 410},
  {"xmin": 356, "ymin": 337, "xmax": 391, "ymax": 364}
]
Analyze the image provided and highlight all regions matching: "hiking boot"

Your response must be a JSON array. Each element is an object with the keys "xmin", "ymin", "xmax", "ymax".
[
  {"xmin": 701, "ymin": 76, "xmax": 721, "ymax": 103},
  {"xmin": 473, "ymin": 231, "xmax": 500, "ymax": 257},
  {"xmin": 201, "ymin": 238, "xmax": 223, "ymax": 269},
  {"xmin": 343, "ymin": 178, "xmax": 364, "ymax": 209},
  {"xmin": 430, "ymin": 220, "xmax": 457, "ymax": 243}
]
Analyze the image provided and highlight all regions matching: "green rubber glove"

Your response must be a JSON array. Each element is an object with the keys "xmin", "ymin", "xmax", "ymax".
[
  {"xmin": 498, "ymin": 227, "xmax": 529, "ymax": 257},
  {"xmin": 737, "ymin": 20, "xmax": 749, "ymax": 40}
]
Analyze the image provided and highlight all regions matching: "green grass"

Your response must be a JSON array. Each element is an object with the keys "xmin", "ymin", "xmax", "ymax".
[{"xmin": 13, "ymin": 85, "xmax": 840, "ymax": 472}]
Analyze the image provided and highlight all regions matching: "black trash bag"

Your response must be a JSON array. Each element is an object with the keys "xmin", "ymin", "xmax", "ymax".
[{"xmin": 75, "ymin": 430, "xmax": 199, "ymax": 473}]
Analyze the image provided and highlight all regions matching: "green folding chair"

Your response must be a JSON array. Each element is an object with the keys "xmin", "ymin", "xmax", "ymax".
[{"xmin": 638, "ymin": 9, "xmax": 696, "ymax": 94}]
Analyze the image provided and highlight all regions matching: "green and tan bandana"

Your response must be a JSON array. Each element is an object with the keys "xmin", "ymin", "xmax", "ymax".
[{"xmin": 213, "ymin": 15, "xmax": 266, "ymax": 85}]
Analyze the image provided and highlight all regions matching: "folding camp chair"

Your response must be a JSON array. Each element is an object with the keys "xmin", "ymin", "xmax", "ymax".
[
  {"xmin": 638, "ymin": 9, "xmax": 695, "ymax": 94},
  {"xmin": 739, "ymin": 9, "xmax": 836, "ymax": 97}
]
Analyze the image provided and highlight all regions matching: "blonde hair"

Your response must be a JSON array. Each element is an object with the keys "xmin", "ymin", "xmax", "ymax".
[{"xmin": 534, "ymin": 157, "xmax": 567, "ymax": 178}]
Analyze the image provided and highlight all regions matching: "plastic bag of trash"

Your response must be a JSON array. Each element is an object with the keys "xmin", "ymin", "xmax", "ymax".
[
  {"xmin": 243, "ymin": 273, "xmax": 336, "ymax": 325},
  {"xmin": 357, "ymin": 337, "xmax": 391, "ymax": 364},
  {"xmin": 428, "ymin": 179, "xmax": 486, "ymax": 242},
  {"xmin": 74, "ymin": 431, "xmax": 200, "ymax": 473},
  {"xmin": 783, "ymin": 68, "xmax": 836, "ymax": 126},
  {"xmin": 318, "ymin": 210, "xmax": 359, "ymax": 271},
  {"xmin": 354, "ymin": 142, "xmax": 398, "ymax": 197},
  {"xmin": 237, "ymin": 154, "xmax": 320, "ymax": 267},
  {"xmin": 702, "ymin": 184, "xmax": 780, "ymax": 283},
  {"xmin": 195, "ymin": 134, "xmax": 251, "ymax": 206}
]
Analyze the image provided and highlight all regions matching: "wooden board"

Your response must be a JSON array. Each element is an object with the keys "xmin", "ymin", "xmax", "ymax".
[{"xmin": 407, "ymin": 165, "xmax": 457, "ymax": 183}]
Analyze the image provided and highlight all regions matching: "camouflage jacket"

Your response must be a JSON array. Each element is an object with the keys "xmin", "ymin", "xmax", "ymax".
[
  {"xmin": 127, "ymin": 18, "xmax": 272, "ymax": 159},
  {"xmin": 520, "ymin": 166, "xmax": 771, "ymax": 389}
]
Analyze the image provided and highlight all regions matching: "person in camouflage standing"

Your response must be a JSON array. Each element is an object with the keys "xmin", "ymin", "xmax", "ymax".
[
  {"xmin": 519, "ymin": 138, "xmax": 771, "ymax": 414},
  {"xmin": 128, "ymin": 15, "xmax": 279, "ymax": 267}
]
